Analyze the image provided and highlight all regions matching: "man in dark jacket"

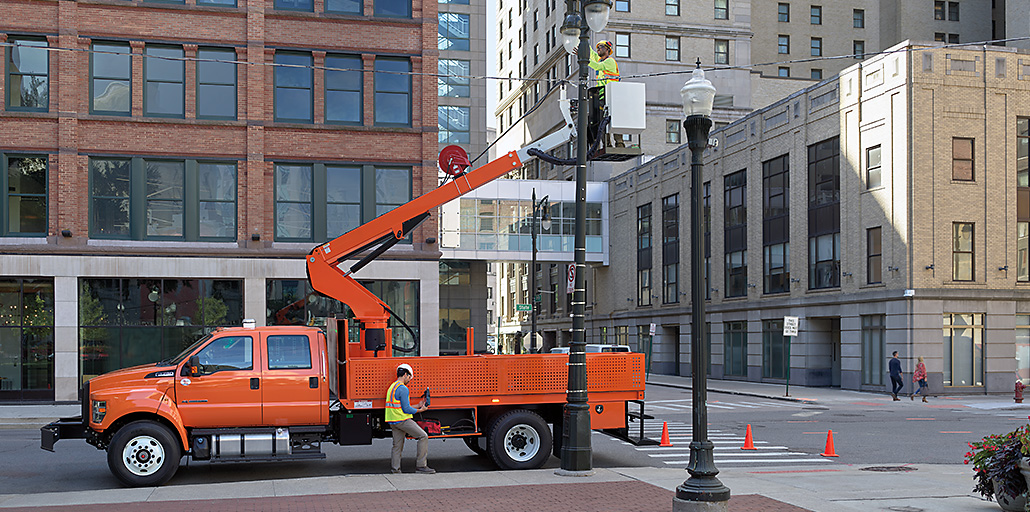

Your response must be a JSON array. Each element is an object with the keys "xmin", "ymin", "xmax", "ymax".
[{"xmin": 889, "ymin": 351, "xmax": 903, "ymax": 401}]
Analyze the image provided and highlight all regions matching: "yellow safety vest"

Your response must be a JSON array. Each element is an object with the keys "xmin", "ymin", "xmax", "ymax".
[{"xmin": 385, "ymin": 381, "xmax": 411, "ymax": 423}]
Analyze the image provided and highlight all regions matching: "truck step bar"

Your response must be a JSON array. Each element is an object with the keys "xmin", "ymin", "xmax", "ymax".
[{"xmin": 601, "ymin": 400, "xmax": 658, "ymax": 446}]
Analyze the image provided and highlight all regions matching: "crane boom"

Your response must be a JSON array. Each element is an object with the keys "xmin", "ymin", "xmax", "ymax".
[{"xmin": 306, "ymin": 90, "xmax": 576, "ymax": 357}]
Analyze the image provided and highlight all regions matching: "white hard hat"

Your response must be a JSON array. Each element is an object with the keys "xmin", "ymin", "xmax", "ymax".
[{"xmin": 398, "ymin": 363, "xmax": 413, "ymax": 376}]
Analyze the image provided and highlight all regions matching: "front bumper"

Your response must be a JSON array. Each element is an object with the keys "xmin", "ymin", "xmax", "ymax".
[{"xmin": 40, "ymin": 417, "xmax": 87, "ymax": 451}]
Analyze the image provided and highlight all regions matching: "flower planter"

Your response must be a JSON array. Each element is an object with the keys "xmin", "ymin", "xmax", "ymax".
[{"xmin": 994, "ymin": 479, "xmax": 1027, "ymax": 512}]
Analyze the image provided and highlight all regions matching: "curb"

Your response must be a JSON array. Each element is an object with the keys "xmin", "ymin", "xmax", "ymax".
[{"xmin": 645, "ymin": 380, "xmax": 817, "ymax": 404}]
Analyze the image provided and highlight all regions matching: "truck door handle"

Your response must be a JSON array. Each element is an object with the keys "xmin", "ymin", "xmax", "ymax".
[
  {"xmin": 250, "ymin": 378, "xmax": 259, "ymax": 390},
  {"xmin": 309, "ymin": 377, "xmax": 318, "ymax": 389}
]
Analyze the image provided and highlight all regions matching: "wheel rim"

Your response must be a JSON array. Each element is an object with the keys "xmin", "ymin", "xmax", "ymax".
[
  {"xmin": 503, "ymin": 423, "xmax": 540, "ymax": 462},
  {"xmin": 122, "ymin": 435, "xmax": 165, "ymax": 476}
]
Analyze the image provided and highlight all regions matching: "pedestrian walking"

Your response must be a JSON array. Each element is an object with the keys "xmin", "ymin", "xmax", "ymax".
[
  {"xmin": 911, "ymin": 356, "xmax": 928, "ymax": 402},
  {"xmin": 889, "ymin": 351, "xmax": 904, "ymax": 401},
  {"xmin": 386, "ymin": 363, "xmax": 435, "ymax": 474}
]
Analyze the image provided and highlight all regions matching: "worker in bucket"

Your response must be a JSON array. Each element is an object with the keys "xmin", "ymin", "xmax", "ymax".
[
  {"xmin": 385, "ymin": 363, "xmax": 435, "ymax": 474},
  {"xmin": 589, "ymin": 40, "xmax": 620, "ymax": 97}
]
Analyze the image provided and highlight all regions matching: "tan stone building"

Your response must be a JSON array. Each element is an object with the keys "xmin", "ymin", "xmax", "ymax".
[{"xmin": 596, "ymin": 41, "xmax": 1030, "ymax": 394}]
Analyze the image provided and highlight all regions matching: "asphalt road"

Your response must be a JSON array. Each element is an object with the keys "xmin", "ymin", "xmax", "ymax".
[{"xmin": 0, "ymin": 386, "xmax": 1020, "ymax": 494}]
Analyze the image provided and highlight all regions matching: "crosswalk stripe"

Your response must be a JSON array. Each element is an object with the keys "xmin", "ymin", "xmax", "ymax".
[
  {"xmin": 651, "ymin": 452, "xmax": 799, "ymax": 458},
  {"xmin": 636, "ymin": 446, "xmax": 790, "ymax": 451},
  {"xmin": 664, "ymin": 459, "xmax": 832, "ymax": 464}
]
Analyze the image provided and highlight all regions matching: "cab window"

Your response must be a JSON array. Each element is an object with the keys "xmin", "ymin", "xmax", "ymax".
[
  {"xmin": 195, "ymin": 336, "xmax": 253, "ymax": 375},
  {"xmin": 267, "ymin": 335, "xmax": 312, "ymax": 370}
]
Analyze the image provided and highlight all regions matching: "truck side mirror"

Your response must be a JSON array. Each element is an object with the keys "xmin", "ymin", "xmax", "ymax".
[{"xmin": 187, "ymin": 355, "xmax": 201, "ymax": 377}]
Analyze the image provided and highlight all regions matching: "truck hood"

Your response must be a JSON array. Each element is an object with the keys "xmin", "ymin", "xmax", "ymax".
[{"xmin": 88, "ymin": 363, "xmax": 176, "ymax": 389}]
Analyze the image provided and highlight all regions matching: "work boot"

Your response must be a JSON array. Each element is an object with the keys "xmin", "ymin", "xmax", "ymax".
[
  {"xmin": 416, "ymin": 466, "xmax": 436, "ymax": 474},
  {"xmin": 922, "ymin": 396, "xmax": 928, "ymax": 403},
  {"xmin": 910, "ymin": 394, "xmax": 914, "ymax": 401},
  {"xmin": 391, "ymin": 468, "xmax": 402, "ymax": 474},
  {"xmin": 891, "ymin": 393, "xmax": 897, "ymax": 400}
]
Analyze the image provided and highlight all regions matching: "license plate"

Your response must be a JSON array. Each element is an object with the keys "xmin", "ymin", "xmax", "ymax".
[{"xmin": 354, "ymin": 400, "xmax": 372, "ymax": 409}]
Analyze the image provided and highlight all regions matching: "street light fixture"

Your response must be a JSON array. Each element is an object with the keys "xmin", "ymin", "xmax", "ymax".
[
  {"xmin": 530, "ymin": 189, "xmax": 550, "ymax": 354},
  {"xmin": 674, "ymin": 60, "xmax": 730, "ymax": 512},
  {"xmin": 558, "ymin": 0, "xmax": 611, "ymax": 476}
]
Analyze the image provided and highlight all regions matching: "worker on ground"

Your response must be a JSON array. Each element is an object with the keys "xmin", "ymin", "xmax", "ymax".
[{"xmin": 386, "ymin": 363, "xmax": 435, "ymax": 474}]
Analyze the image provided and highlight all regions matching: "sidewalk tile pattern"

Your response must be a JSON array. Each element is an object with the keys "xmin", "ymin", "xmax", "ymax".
[{"xmin": 0, "ymin": 482, "xmax": 808, "ymax": 512}]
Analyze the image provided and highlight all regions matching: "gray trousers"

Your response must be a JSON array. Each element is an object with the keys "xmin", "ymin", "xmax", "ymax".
[{"xmin": 390, "ymin": 419, "xmax": 428, "ymax": 470}]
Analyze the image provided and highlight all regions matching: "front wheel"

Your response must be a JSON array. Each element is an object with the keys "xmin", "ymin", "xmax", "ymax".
[
  {"xmin": 107, "ymin": 420, "xmax": 181, "ymax": 487},
  {"xmin": 487, "ymin": 409, "xmax": 552, "ymax": 470}
]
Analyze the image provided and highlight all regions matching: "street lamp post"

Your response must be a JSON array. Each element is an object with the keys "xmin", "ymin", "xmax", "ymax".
[
  {"xmin": 674, "ymin": 60, "xmax": 731, "ymax": 511},
  {"xmin": 530, "ymin": 189, "xmax": 550, "ymax": 354},
  {"xmin": 558, "ymin": 0, "xmax": 611, "ymax": 475}
]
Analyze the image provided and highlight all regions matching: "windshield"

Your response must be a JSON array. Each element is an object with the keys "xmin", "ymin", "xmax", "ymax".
[{"xmin": 159, "ymin": 334, "xmax": 214, "ymax": 367}]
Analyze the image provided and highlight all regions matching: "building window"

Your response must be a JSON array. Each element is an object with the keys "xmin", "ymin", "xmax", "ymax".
[
  {"xmin": 854, "ymin": 40, "xmax": 865, "ymax": 59},
  {"xmin": 615, "ymin": 0, "xmax": 628, "ymax": 11},
  {"xmin": 375, "ymin": 0, "xmax": 411, "ymax": 17},
  {"xmin": 274, "ymin": 52, "xmax": 312, "ymax": 123},
  {"xmin": 777, "ymin": 3, "xmax": 789, "ymax": 22},
  {"xmin": 943, "ymin": 313, "xmax": 984, "ymax": 386},
  {"xmin": 662, "ymin": 194, "xmax": 679, "ymax": 304},
  {"xmin": 276, "ymin": 0, "xmax": 312, "ymax": 10},
  {"xmin": 714, "ymin": 0, "xmax": 728, "ymax": 19},
  {"xmin": 325, "ymin": 0, "xmax": 360, "ymax": 12},
  {"xmin": 1019, "ymin": 222, "xmax": 1029, "ymax": 282},
  {"xmin": 810, "ymin": 5, "xmax": 821, "ymax": 24},
  {"xmin": 811, "ymin": 37, "xmax": 822, "ymax": 57},
  {"xmin": 374, "ymin": 58, "xmax": 411, "ymax": 126},
  {"xmin": 1019, "ymin": 118, "xmax": 1029, "ymax": 282},
  {"xmin": 142, "ymin": 46, "xmax": 184, "ymax": 118},
  {"xmin": 778, "ymin": 67, "xmax": 790, "ymax": 77},
  {"xmin": 533, "ymin": 9, "xmax": 538, "ymax": 30},
  {"xmin": 854, "ymin": 9, "xmax": 865, "ymax": 28},
  {"xmin": 811, "ymin": 69, "xmax": 823, "ymax": 80},
  {"xmin": 666, "ymin": 37, "xmax": 680, "ymax": 62},
  {"xmin": 0, "ymin": 278, "xmax": 55, "ymax": 401},
  {"xmin": 439, "ymin": 60, "xmax": 470, "ymax": 98},
  {"xmin": 666, "ymin": 0, "xmax": 679, "ymax": 16},
  {"xmin": 949, "ymin": 33, "xmax": 960, "ymax": 44},
  {"xmin": 91, "ymin": 42, "xmax": 131, "ymax": 115},
  {"xmin": 724, "ymin": 170, "xmax": 747, "ymax": 298},
  {"xmin": 763, "ymin": 154, "xmax": 789, "ymax": 294},
  {"xmin": 666, "ymin": 120, "xmax": 681, "ymax": 144},
  {"xmin": 808, "ymin": 137, "xmax": 840, "ymax": 289},
  {"xmin": 867, "ymin": 227, "xmax": 882, "ymax": 284},
  {"xmin": 952, "ymin": 137, "xmax": 974, "ymax": 181},
  {"xmin": 2, "ymin": 155, "xmax": 47, "ymax": 236},
  {"xmin": 934, "ymin": 1, "xmax": 945, "ymax": 19},
  {"xmin": 724, "ymin": 321, "xmax": 746, "ymax": 376},
  {"xmin": 861, "ymin": 315, "xmax": 885, "ymax": 386},
  {"xmin": 439, "ymin": 106, "xmax": 470, "ymax": 144},
  {"xmin": 637, "ymin": 203, "xmax": 652, "ymax": 306},
  {"xmin": 953, "ymin": 222, "xmax": 974, "ymax": 281},
  {"xmin": 325, "ymin": 54, "xmax": 363, "ymax": 124},
  {"xmin": 615, "ymin": 33, "xmax": 630, "ymax": 59},
  {"xmin": 196, "ymin": 48, "xmax": 237, "ymax": 120},
  {"xmin": 762, "ymin": 319, "xmax": 787, "ymax": 379},
  {"xmin": 704, "ymin": 181, "xmax": 711, "ymax": 299},
  {"xmin": 439, "ymin": 13, "xmax": 471, "ymax": 51},
  {"xmin": 778, "ymin": 35, "xmax": 790, "ymax": 54},
  {"xmin": 935, "ymin": 32, "xmax": 946, "ymax": 42},
  {"xmin": 865, "ymin": 145, "xmax": 882, "ymax": 188},
  {"xmin": 948, "ymin": 1, "xmax": 959, "ymax": 21},
  {"xmin": 6, "ymin": 39, "xmax": 48, "ymax": 111},
  {"xmin": 1018, "ymin": 316, "xmax": 1030, "ymax": 383},
  {"xmin": 714, "ymin": 39, "xmax": 729, "ymax": 65},
  {"xmin": 90, "ymin": 158, "xmax": 236, "ymax": 240}
]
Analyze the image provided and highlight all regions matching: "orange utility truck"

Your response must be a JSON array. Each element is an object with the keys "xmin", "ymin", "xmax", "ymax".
[{"xmin": 40, "ymin": 90, "xmax": 651, "ymax": 487}]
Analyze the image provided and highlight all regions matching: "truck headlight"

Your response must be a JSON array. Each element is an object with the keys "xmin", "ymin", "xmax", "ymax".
[{"xmin": 91, "ymin": 400, "xmax": 106, "ymax": 424}]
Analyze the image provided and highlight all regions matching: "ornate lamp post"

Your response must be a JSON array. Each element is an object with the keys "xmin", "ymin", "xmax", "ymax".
[
  {"xmin": 530, "ymin": 189, "xmax": 550, "ymax": 353},
  {"xmin": 558, "ymin": 0, "xmax": 611, "ymax": 475},
  {"xmin": 674, "ymin": 61, "xmax": 731, "ymax": 511}
]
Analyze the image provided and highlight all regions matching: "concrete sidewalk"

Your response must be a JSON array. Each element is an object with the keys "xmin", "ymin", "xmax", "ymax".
[{"xmin": 0, "ymin": 464, "xmax": 998, "ymax": 511}]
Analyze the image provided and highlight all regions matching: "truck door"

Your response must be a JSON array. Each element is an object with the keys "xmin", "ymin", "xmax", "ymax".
[
  {"xmin": 261, "ymin": 333, "xmax": 325, "ymax": 425},
  {"xmin": 176, "ymin": 334, "xmax": 262, "ymax": 427}
]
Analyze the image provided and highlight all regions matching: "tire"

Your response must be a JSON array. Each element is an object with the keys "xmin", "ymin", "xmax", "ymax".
[
  {"xmin": 486, "ymin": 409, "xmax": 552, "ymax": 470},
  {"xmin": 107, "ymin": 420, "xmax": 182, "ymax": 487},
  {"xmin": 463, "ymin": 435, "xmax": 488, "ymax": 456}
]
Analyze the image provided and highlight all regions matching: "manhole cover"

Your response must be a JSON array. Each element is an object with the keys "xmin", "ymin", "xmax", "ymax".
[{"xmin": 860, "ymin": 466, "xmax": 918, "ymax": 472}]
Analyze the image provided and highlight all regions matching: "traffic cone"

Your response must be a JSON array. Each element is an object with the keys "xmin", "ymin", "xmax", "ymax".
[
  {"xmin": 820, "ymin": 430, "xmax": 839, "ymax": 457},
  {"xmin": 741, "ymin": 424, "xmax": 757, "ymax": 450},
  {"xmin": 659, "ymin": 422, "xmax": 673, "ymax": 447}
]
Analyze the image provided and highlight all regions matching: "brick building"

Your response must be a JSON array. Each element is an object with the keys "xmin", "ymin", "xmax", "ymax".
[
  {"xmin": 0, "ymin": 0, "xmax": 443, "ymax": 402},
  {"xmin": 598, "ymin": 41, "xmax": 1030, "ymax": 394}
]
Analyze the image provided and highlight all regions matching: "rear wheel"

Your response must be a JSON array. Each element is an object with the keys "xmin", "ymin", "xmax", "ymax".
[
  {"xmin": 107, "ymin": 420, "xmax": 181, "ymax": 487},
  {"xmin": 487, "ymin": 409, "xmax": 552, "ymax": 470},
  {"xmin": 463, "ymin": 435, "xmax": 487, "ymax": 456}
]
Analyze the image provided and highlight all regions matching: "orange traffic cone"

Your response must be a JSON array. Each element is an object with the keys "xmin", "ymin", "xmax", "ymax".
[
  {"xmin": 659, "ymin": 422, "xmax": 673, "ymax": 447},
  {"xmin": 820, "ymin": 430, "xmax": 839, "ymax": 457},
  {"xmin": 741, "ymin": 424, "xmax": 757, "ymax": 450}
]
